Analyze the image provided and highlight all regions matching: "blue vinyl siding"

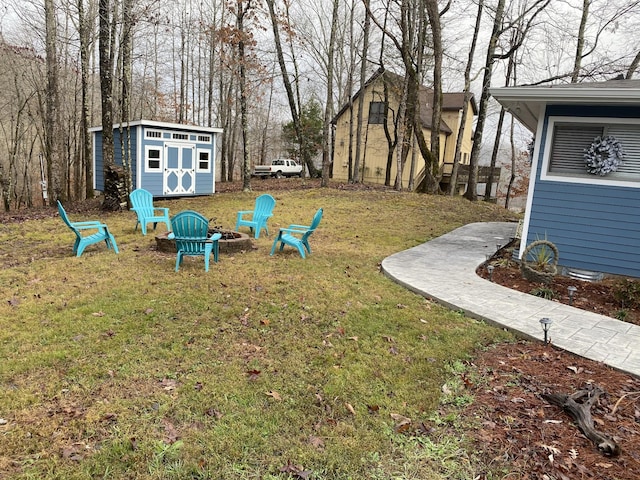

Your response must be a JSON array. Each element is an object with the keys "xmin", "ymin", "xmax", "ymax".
[
  {"xmin": 93, "ymin": 122, "xmax": 218, "ymax": 197},
  {"xmin": 526, "ymin": 104, "xmax": 640, "ymax": 278},
  {"xmin": 94, "ymin": 134, "xmax": 104, "ymax": 190},
  {"xmin": 113, "ymin": 128, "xmax": 138, "ymax": 187}
]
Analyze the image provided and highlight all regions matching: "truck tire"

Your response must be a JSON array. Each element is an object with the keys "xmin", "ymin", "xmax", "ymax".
[{"xmin": 275, "ymin": 171, "xmax": 283, "ymax": 179}]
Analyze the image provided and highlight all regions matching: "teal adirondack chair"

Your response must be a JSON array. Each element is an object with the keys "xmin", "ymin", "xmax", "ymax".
[
  {"xmin": 57, "ymin": 201, "xmax": 119, "ymax": 257},
  {"xmin": 129, "ymin": 188, "xmax": 171, "ymax": 235},
  {"xmin": 235, "ymin": 194, "xmax": 276, "ymax": 239},
  {"xmin": 169, "ymin": 210, "xmax": 222, "ymax": 272},
  {"xmin": 270, "ymin": 208, "xmax": 323, "ymax": 259}
]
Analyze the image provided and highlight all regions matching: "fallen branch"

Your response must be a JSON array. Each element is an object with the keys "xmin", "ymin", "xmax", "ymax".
[{"xmin": 542, "ymin": 385, "xmax": 621, "ymax": 457}]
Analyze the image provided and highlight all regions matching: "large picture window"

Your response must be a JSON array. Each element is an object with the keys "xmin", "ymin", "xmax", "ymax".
[
  {"xmin": 368, "ymin": 102, "xmax": 386, "ymax": 124},
  {"xmin": 542, "ymin": 117, "xmax": 640, "ymax": 185}
]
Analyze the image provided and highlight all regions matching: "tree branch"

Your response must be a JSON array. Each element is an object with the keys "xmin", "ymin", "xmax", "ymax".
[{"xmin": 542, "ymin": 385, "xmax": 621, "ymax": 457}]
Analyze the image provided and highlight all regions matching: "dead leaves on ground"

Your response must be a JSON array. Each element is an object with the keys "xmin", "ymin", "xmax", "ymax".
[{"xmin": 446, "ymin": 342, "xmax": 640, "ymax": 479}]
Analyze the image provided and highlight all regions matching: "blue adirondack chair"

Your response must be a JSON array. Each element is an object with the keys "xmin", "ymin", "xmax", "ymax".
[
  {"xmin": 129, "ymin": 188, "xmax": 171, "ymax": 235},
  {"xmin": 169, "ymin": 210, "xmax": 222, "ymax": 272},
  {"xmin": 235, "ymin": 194, "xmax": 276, "ymax": 239},
  {"xmin": 270, "ymin": 208, "xmax": 323, "ymax": 259},
  {"xmin": 57, "ymin": 201, "xmax": 119, "ymax": 257}
]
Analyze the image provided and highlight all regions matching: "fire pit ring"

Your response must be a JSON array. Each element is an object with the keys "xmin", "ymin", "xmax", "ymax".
[{"xmin": 155, "ymin": 230, "xmax": 253, "ymax": 254}]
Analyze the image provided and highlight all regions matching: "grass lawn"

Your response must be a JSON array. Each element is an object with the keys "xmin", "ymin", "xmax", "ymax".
[{"xmin": 0, "ymin": 186, "xmax": 518, "ymax": 479}]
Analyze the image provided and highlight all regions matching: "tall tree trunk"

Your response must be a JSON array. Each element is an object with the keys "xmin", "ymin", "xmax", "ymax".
[
  {"xmin": 322, "ymin": 0, "xmax": 340, "ymax": 187},
  {"xmin": 504, "ymin": 115, "xmax": 517, "ymax": 210},
  {"xmin": 382, "ymin": 76, "xmax": 397, "ymax": 186},
  {"xmin": 237, "ymin": 2, "xmax": 251, "ymax": 192},
  {"xmin": 78, "ymin": 0, "xmax": 93, "ymax": 200},
  {"xmin": 425, "ymin": 0, "xmax": 442, "ymax": 171},
  {"xmin": 394, "ymin": 75, "xmax": 410, "ymax": 190},
  {"xmin": 346, "ymin": 0, "xmax": 356, "ymax": 182},
  {"xmin": 571, "ymin": 0, "xmax": 590, "ymax": 83},
  {"xmin": 465, "ymin": 0, "xmax": 506, "ymax": 201},
  {"xmin": 448, "ymin": 0, "xmax": 483, "ymax": 196},
  {"xmin": 99, "ymin": 0, "xmax": 116, "ymax": 209},
  {"xmin": 120, "ymin": 0, "xmax": 133, "ymax": 195},
  {"xmin": 626, "ymin": 49, "xmax": 640, "ymax": 78},
  {"xmin": 353, "ymin": 0, "xmax": 371, "ymax": 183},
  {"xmin": 45, "ymin": 0, "xmax": 61, "ymax": 204},
  {"xmin": 485, "ymin": 46, "xmax": 515, "ymax": 201},
  {"xmin": 266, "ymin": 0, "xmax": 318, "ymax": 176}
]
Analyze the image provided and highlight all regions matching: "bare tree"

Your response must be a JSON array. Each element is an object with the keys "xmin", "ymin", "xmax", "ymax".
[
  {"xmin": 44, "ymin": 0, "xmax": 62, "ymax": 203},
  {"xmin": 266, "ymin": 0, "xmax": 320, "ymax": 178},
  {"xmin": 98, "ymin": 0, "xmax": 118, "ymax": 209},
  {"xmin": 466, "ymin": 0, "xmax": 550, "ymax": 201},
  {"xmin": 424, "ymin": 0, "xmax": 445, "ymax": 176},
  {"xmin": 77, "ymin": 0, "xmax": 95, "ymax": 199},
  {"xmin": 352, "ymin": 0, "xmax": 371, "ymax": 183},
  {"xmin": 448, "ymin": 0, "xmax": 483, "ymax": 196},
  {"xmin": 236, "ymin": 0, "xmax": 254, "ymax": 192},
  {"xmin": 321, "ymin": 0, "xmax": 340, "ymax": 186},
  {"xmin": 627, "ymin": 49, "xmax": 640, "ymax": 78}
]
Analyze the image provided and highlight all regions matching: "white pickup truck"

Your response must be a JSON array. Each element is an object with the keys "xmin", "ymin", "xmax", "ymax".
[{"xmin": 252, "ymin": 159, "xmax": 304, "ymax": 178}]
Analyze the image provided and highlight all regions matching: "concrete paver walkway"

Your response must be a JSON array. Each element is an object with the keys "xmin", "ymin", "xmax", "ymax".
[{"xmin": 381, "ymin": 222, "xmax": 640, "ymax": 377}]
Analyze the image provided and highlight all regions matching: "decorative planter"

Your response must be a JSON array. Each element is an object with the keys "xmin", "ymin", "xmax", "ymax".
[
  {"xmin": 520, "ymin": 240, "xmax": 559, "ymax": 285},
  {"xmin": 155, "ymin": 230, "xmax": 253, "ymax": 254}
]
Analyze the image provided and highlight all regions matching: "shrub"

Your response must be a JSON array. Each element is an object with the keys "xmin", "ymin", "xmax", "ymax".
[
  {"xmin": 530, "ymin": 286, "xmax": 556, "ymax": 300},
  {"xmin": 613, "ymin": 278, "xmax": 640, "ymax": 309}
]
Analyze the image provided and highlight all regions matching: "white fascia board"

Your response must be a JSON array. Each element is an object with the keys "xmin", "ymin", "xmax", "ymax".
[
  {"xmin": 89, "ymin": 120, "xmax": 223, "ymax": 134},
  {"xmin": 490, "ymin": 86, "xmax": 640, "ymax": 103}
]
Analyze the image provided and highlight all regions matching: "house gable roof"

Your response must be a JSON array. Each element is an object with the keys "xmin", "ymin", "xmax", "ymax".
[
  {"xmin": 490, "ymin": 79, "xmax": 640, "ymax": 131},
  {"xmin": 331, "ymin": 68, "xmax": 476, "ymax": 135}
]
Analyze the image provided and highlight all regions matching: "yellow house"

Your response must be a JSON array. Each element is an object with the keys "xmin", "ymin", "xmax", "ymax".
[{"xmin": 331, "ymin": 68, "xmax": 477, "ymax": 192}]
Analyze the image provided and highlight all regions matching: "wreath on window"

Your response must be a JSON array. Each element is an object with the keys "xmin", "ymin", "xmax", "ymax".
[{"xmin": 583, "ymin": 135, "xmax": 624, "ymax": 176}]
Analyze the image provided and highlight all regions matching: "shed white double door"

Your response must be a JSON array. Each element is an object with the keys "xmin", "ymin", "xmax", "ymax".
[{"xmin": 163, "ymin": 143, "xmax": 196, "ymax": 195}]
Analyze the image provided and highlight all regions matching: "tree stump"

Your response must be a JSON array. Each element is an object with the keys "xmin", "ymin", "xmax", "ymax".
[{"xmin": 542, "ymin": 385, "xmax": 621, "ymax": 457}]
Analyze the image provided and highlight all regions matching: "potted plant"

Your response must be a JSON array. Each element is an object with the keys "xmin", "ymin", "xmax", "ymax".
[{"xmin": 520, "ymin": 239, "xmax": 559, "ymax": 284}]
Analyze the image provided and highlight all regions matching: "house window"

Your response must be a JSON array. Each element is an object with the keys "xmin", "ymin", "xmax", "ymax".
[
  {"xmin": 542, "ymin": 117, "xmax": 640, "ymax": 186},
  {"xmin": 145, "ymin": 146, "xmax": 162, "ymax": 171},
  {"xmin": 196, "ymin": 149, "xmax": 210, "ymax": 172},
  {"xmin": 368, "ymin": 102, "xmax": 386, "ymax": 124}
]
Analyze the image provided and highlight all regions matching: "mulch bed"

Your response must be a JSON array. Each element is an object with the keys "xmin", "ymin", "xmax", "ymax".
[{"xmin": 456, "ymin": 340, "xmax": 640, "ymax": 479}]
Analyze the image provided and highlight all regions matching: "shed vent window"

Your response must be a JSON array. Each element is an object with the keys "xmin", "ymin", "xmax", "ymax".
[
  {"xmin": 172, "ymin": 133, "xmax": 189, "ymax": 140},
  {"xmin": 145, "ymin": 130, "xmax": 162, "ymax": 139},
  {"xmin": 198, "ymin": 135, "xmax": 211, "ymax": 143},
  {"xmin": 368, "ymin": 102, "xmax": 386, "ymax": 124},
  {"xmin": 545, "ymin": 119, "xmax": 640, "ymax": 183}
]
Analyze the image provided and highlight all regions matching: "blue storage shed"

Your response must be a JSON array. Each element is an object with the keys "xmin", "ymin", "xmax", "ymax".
[
  {"xmin": 491, "ymin": 79, "xmax": 640, "ymax": 279},
  {"xmin": 90, "ymin": 120, "xmax": 223, "ymax": 197}
]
